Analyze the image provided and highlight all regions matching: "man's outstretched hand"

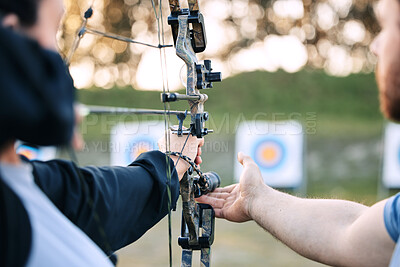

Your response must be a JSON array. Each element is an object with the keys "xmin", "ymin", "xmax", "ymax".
[{"xmin": 197, "ymin": 152, "xmax": 268, "ymax": 222}]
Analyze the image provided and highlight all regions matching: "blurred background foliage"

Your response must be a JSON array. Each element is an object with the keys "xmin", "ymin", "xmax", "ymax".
[{"xmin": 61, "ymin": 0, "xmax": 379, "ymax": 90}]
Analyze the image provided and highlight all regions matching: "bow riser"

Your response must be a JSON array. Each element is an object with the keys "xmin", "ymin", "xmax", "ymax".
[
  {"xmin": 175, "ymin": 15, "xmax": 208, "ymax": 135},
  {"xmin": 170, "ymin": 2, "xmax": 220, "ymax": 266}
]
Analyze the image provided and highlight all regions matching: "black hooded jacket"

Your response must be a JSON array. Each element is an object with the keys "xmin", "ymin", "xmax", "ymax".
[
  {"xmin": 0, "ymin": 25, "xmax": 179, "ymax": 266},
  {"xmin": 0, "ymin": 25, "xmax": 75, "ymax": 146}
]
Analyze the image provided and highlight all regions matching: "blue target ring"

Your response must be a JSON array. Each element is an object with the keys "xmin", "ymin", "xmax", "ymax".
[
  {"xmin": 398, "ymin": 145, "xmax": 400, "ymax": 166},
  {"xmin": 251, "ymin": 138, "xmax": 286, "ymax": 172}
]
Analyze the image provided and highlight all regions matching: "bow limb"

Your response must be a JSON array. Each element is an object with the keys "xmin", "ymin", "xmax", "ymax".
[
  {"xmin": 169, "ymin": 0, "xmax": 181, "ymax": 13},
  {"xmin": 175, "ymin": 15, "xmax": 206, "ymax": 128},
  {"xmin": 188, "ymin": 0, "xmax": 199, "ymax": 12}
]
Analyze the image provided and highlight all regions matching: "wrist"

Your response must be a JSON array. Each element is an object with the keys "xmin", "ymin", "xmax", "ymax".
[
  {"xmin": 169, "ymin": 155, "xmax": 189, "ymax": 180},
  {"xmin": 247, "ymin": 183, "xmax": 271, "ymax": 220}
]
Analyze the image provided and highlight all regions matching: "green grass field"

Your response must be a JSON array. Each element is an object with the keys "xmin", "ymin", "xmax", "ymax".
[{"xmin": 77, "ymin": 69, "xmax": 386, "ymax": 200}]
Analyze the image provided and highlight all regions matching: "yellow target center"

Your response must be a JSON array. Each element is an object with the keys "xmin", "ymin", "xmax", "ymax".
[
  {"xmin": 262, "ymin": 147, "xmax": 277, "ymax": 161},
  {"xmin": 19, "ymin": 150, "xmax": 35, "ymax": 160},
  {"xmin": 136, "ymin": 147, "xmax": 149, "ymax": 157}
]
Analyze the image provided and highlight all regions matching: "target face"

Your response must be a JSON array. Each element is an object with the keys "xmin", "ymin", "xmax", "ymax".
[
  {"xmin": 125, "ymin": 137, "xmax": 157, "ymax": 163},
  {"xmin": 252, "ymin": 138, "xmax": 286, "ymax": 171},
  {"xmin": 110, "ymin": 121, "xmax": 164, "ymax": 166},
  {"xmin": 234, "ymin": 121, "xmax": 304, "ymax": 188},
  {"xmin": 398, "ymin": 146, "xmax": 400, "ymax": 165},
  {"xmin": 17, "ymin": 145, "xmax": 40, "ymax": 160},
  {"xmin": 15, "ymin": 143, "xmax": 57, "ymax": 161},
  {"xmin": 382, "ymin": 122, "xmax": 400, "ymax": 188}
]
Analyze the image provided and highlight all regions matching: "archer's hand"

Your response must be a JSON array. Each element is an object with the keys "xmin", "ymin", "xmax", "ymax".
[
  {"xmin": 158, "ymin": 129, "xmax": 204, "ymax": 180},
  {"xmin": 197, "ymin": 152, "xmax": 267, "ymax": 222}
]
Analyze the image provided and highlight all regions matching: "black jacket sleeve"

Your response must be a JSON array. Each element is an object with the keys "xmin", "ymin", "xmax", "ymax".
[
  {"xmin": 30, "ymin": 151, "xmax": 179, "ymax": 255},
  {"xmin": 0, "ymin": 179, "xmax": 32, "ymax": 267}
]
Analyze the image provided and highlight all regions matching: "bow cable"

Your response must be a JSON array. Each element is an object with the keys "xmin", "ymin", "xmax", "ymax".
[{"xmin": 150, "ymin": 1, "xmax": 175, "ymax": 266}]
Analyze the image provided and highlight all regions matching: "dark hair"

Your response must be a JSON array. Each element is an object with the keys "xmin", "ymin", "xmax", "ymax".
[{"xmin": 0, "ymin": 0, "xmax": 39, "ymax": 27}]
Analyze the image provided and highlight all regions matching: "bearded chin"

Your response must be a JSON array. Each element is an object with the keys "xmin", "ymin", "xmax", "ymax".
[{"xmin": 376, "ymin": 63, "xmax": 400, "ymax": 122}]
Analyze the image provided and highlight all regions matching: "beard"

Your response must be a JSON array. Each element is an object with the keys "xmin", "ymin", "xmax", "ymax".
[{"xmin": 376, "ymin": 62, "xmax": 400, "ymax": 122}]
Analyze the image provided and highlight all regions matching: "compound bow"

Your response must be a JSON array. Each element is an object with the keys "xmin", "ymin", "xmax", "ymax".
[{"xmin": 66, "ymin": 1, "xmax": 221, "ymax": 266}]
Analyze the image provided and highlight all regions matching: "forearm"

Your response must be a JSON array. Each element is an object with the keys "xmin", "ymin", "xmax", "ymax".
[
  {"xmin": 250, "ymin": 185, "xmax": 368, "ymax": 266},
  {"xmin": 32, "ymin": 151, "xmax": 180, "ymax": 253}
]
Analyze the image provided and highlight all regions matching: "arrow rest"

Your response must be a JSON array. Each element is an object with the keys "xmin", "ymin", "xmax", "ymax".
[{"xmin": 177, "ymin": 111, "xmax": 187, "ymax": 136}]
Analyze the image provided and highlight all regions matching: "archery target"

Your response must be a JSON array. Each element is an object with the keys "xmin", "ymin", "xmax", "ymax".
[
  {"xmin": 17, "ymin": 145, "xmax": 40, "ymax": 160},
  {"xmin": 234, "ymin": 121, "xmax": 304, "ymax": 188},
  {"xmin": 382, "ymin": 122, "xmax": 400, "ymax": 188},
  {"xmin": 252, "ymin": 138, "xmax": 286, "ymax": 171},
  {"xmin": 16, "ymin": 142, "xmax": 57, "ymax": 161},
  {"xmin": 125, "ymin": 137, "xmax": 155, "ymax": 164},
  {"xmin": 110, "ymin": 121, "xmax": 164, "ymax": 166}
]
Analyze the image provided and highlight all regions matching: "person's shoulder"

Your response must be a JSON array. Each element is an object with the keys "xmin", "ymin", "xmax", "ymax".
[
  {"xmin": 386, "ymin": 193, "xmax": 400, "ymax": 210},
  {"xmin": 384, "ymin": 193, "xmax": 400, "ymax": 242}
]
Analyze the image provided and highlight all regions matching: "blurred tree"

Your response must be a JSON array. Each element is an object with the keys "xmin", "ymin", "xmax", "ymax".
[{"xmin": 61, "ymin": 0, "xmax": 379, "ymax": 89}]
